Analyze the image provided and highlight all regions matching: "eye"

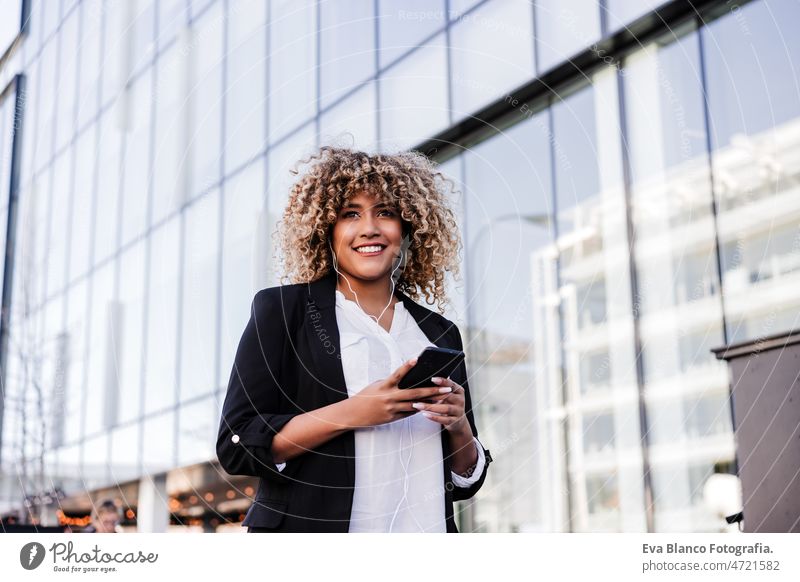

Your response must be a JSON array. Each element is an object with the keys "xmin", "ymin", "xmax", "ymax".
[
  {"xmin": 342, "ymin": 211, "xmax": 358, "ymax": 218},
  {"xmin": 379, "ymin": 209, "xmax": 396, "ymax": 217}
]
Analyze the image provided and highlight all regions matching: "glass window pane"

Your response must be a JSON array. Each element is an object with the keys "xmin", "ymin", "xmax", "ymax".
[
  {"xmin": 55, "ymin": 9, "xmax": 79, "ymax": 152},
  {"xmin": 142, "ymin": 411, "xmax": 175, "ymax": 474},
  {"xmin": 320, "ymin": 0, "xmax": 376, "ymax": 109},
  {"xmin": 158, "ymin": 0, "xmax": 189, "ymax": 47},
  {"xmin": 319, "ymin": 81, "xmax": 377, "ymax": 152},
  {"xmin": 462, "ymin": 113, "xmax": 554, "ymax": 534},
  {"xmin": 225, "ymin": 0, "xmax": 267, "ymax": 175},
  {"xmin": 82, "ymin": 434, "xmax": 110, "ymax": 490},
  {"xmin": 152, "ymin": 42, "xmax": 190, "ymax": 225},
  {"xmin": 0, "ymin": 0, "xmax": 22, "ymax": 54},
  {"xmin": 605, "ymin": 0, "xmax": 664, "ymax": 33},
  {"xmin": 584, "ymin": 470, "xmax": 620, "ymax": 530},
  {"xmin": 703, "ymin": 0, "xmax": 800, "ymax": 343},
  {"xmin": 118, "ymin": 241, "xmax": 147, "ymax": 424},
  {"xmin": 36, "ymin": 39, "xmax": 58, "ymax": 169},
  {"xmin": 47, "ymin": 152, "xmax": 71, "ymax": 297},
  {"xmin": 269, "ymin": 0, "xmax": 317, "ymax": 143},
  {"xmin": 550, "ymin": 71, "xmax": 643, "ymax": 531},
  {"xmin": 70, "ymin": 126, "xmax": 96, "ymax": 283},
  {"xmin": 379, "ymin": 33, "xmax": 448, "ymax": 152},
  {"xmin": 265, "ymin": 125, "xmax": 316, "ymax": 286},
  {"xmin": 178, "ymin": 396, "xmax": 216, "ymax": 466},
  {"xmin": 121, "ymin": 68, "xmax": 154, "ymax": 246},
  {"xmin": 450, "ymin": 0, "xmax": 535, "ymax": 116},
  {"xmin": 220, "ymin": 161, "xmax": 265, "ymax": 386},
  {"xmin": 76, "ymin": 0, "xmax": 104, "ymax": 130},
  {"xmin": 132, "ymin": 0, "xmax": 156, "ymax": 75},
  {"xmin": 623, "ymin": 26, "xmax": 735, "ymax": 530},
  {"xmin": 101, "ymin": 0, "xmax": 133, "ymax": 108},
  {"xmin": 180, "ymin": 190, "xmax": 220, "ymax": 401},
  {"xmin": 144, "ymin": 218, "xmax": 180, "ymax": 414},
  {"xmin": 85, "ymin": 261, "xmax": 115, "ymax": 436},
  {"xmin": 64, "ymin": 279, "xmax": 89, "ymax": 443},
  {"xmin": 110, "ymin": 423, "xmax": 141, "ymax": 482},
  {"xmin": 536, "ymin": 0, "xmax": 601, "ymax": 73},
  {"xmin": 188, "ymin": 1, "xmax": 224, "ymax": 197},
  {"xmin": 377, "ymin": 0, "xmax": 445, "ymax": 68},
  {"xmin": 94, "ymin": 109, "xmax": 123, "ymax": 265}
]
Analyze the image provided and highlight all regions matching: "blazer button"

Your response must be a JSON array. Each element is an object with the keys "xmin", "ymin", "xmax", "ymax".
[{"xmin": 231, "ymin": 434, "xmax": 240, "ymax": 444}]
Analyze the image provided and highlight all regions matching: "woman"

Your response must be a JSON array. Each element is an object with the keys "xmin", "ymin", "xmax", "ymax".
[{"xmin": 216, "ymin": 146, "xmax": 491, "ymax": 532}]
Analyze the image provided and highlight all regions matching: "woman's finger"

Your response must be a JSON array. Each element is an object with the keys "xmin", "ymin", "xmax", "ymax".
[
  {"xmin": 412, "ymin": 402, "xmax": 455, "ymax": 416},
  {"xmin": 431, "ymin": 377, "xmax": 464, "ymax": 392}
]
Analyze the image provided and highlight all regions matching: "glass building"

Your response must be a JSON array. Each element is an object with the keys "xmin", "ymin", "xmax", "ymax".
[{"xmin": 0, "ymin": 0, "xmax": 798, "ymax": 532}]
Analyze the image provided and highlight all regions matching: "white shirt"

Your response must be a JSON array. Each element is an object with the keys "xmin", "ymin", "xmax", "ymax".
[{"xmin": 276, "ymin": 289, "xmax": 485, "ymax": 532}]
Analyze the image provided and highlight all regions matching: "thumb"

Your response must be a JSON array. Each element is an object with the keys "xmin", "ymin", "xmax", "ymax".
[{"xmin": 390, "ymin": 357, "xmax": 418, "ymax": 385}]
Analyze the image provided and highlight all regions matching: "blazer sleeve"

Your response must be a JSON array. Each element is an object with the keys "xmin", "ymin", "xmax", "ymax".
[
  {"xmin": 216, "ymin": 288, "xmax": 299, "ymax": 484},
  {"xmin": 447, "ymin": 323, "xmax": 493, "ymax": 502}
]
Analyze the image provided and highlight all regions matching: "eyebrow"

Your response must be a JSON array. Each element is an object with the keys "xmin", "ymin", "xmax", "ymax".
[{"xmin": 341, "ymin": 202, "xmax": 393, "ymax": 210}]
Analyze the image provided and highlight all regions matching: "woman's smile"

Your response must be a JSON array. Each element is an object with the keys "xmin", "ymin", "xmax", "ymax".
[{"xmin": 353, "ymin": 243, "xmax": 387, "ymax": 257}]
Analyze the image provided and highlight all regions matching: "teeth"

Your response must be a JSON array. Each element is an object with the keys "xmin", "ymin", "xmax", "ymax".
[{"xmin": 355, "ymin": 245, "xmax": 384, "ymax": 253}]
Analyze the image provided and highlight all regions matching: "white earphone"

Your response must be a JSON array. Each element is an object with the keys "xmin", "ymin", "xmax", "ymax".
[{"xmin": 329, "ymin": 234, "xmax": 422, "ymax": 531}]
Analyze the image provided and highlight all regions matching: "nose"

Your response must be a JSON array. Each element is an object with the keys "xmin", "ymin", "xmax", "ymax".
[{"xmin": 358, "ymin": 212, "xmax": 381, "ymax": 236}]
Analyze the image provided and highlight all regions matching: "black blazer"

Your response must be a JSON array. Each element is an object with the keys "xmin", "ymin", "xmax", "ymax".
[{"xmin": 216, "ymin": 269, "xmax": 492, "ymax": 532}]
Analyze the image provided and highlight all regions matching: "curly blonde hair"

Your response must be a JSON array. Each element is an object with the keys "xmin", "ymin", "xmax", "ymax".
[{"xmin": 272, "ymin": 146, "xmax": 463, "ymax": 314}]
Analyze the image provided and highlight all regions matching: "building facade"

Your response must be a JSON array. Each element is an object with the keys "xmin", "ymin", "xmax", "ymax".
[{"xmin": 0, "ymin": 0, "xmax": 798, "ymax": 532}]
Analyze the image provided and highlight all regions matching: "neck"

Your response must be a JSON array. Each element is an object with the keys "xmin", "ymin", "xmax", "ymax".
[{"xmin": 335, "ymin": 273, "xmax": 397, "ymax": 307}]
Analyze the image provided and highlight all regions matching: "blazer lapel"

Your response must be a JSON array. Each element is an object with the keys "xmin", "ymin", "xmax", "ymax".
[
  {"xmin": 303, "ymin": 270, "xmax": 454, "ymax": 406},
  {"xmin": 304, "ymin": 270, "xmax": 349, "ymax": 403}
]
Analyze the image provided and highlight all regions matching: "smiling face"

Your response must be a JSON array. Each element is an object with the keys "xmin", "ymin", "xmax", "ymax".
[{"xmin": 330, "ymin": 190, "xmax": 405, "ymax": 285}]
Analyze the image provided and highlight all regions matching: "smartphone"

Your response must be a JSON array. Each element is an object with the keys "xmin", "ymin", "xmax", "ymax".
[{"xmin": 398, "ymin": 346, "xmax": 465, "ymax": 389}]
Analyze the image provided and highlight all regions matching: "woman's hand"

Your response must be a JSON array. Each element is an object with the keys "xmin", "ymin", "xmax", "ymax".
[
  {"xmin": 410, "ymin": 377, "xmax": 471, "ymax": 435},
  {"xmin": 344, "ymin": 358, "xmax": 455, "ymax": 428}
]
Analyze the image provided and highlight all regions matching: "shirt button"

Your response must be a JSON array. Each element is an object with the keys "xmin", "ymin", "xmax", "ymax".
[{"xmin": 231, "ymin": 434, "xmax": 240, "ymax": 444}]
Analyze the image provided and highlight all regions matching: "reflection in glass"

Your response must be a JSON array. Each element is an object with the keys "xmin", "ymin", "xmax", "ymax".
[
  {"xmin": 47, "ymin": 153, "xmax": 70, "ymax": 298},
  {"xmin": 377, "ymin": 0, "xmax": 445, "ymax": 68},
  {"xmin": 547, "ymin": 70, "xmax": 642, "ymax": 532},
  {"xmin": 76, "ymin": 0, "xmax": 103, "ymax": 130},
  {"xmin": 142, "ymin": 412, "xmax": 175, "ymax": 475},
  {"xmin": 269, "ymin": 0, "xmax": 317, "ymax": 142},
  {"xmin": 449, "ymin": 0, "xmax": 535, "ymax": 117},
  {"xmin": 85, "ymin": 262, "xmax": 115, "ymax": 436},
  {"xmin": 144, "ymin": 218, "xmax": 180, "ymax": 414},
  {"xmin": 320, "ymin": 0, "xmax": 375, "ymax": 109},
  {"xmin": 94, "ymin": 110, "xmax": 123, "ymax": 265},
  {"xmin": 623, "ymin": 27, "xmax": 731, "ymax": 531},
  {"xmin": 82, "ymin": 434, "xmax": 109, "ymax": 490},
  {"xmin": 703, "ymin": 0, "xmax": 800, "ymax": 343},
  {"xmin": 319, "ymin": 81, "xmax": 377, "ymax": 152},
  {"xmin": 180, "ymin": 190, "xmax": 220, "ymax": 401},
  {"xmin": 536, "ymin": 0, "xmax": 601, "ymax": 73},
  {"xmin": 54, "ymin": 9, "xmax": 78, "ymax": 153},
  {"xmin": 64, "ymin": 284, "xmax": 86, "ymax": 444},
  {"xmin": 463, "ymin": 113, "xmax": 554, "ymax": 533},
  {"xmin": 110, "ymin": 423, "xmax": 141, "ymax": 483},
  {"xmin": 152, "ymin": 42, "xmax": 190, "ymax": 225},
  {"xmin": 178, "ymin": 397, "xmax": 216, "ymax": 466},
  {"xmin": 118, "ymin": 242, "xmax": 147, "ymax": 425},
  {"xmin": 70, "ymin": 128, "xmax": 96, "ymax": 283},
  {"xmin": 225, "ymin": 0, "xmax": 267, "ymax": 175},
  {"xmin": 188, "ymin": 2, "xmax": 224, "ymax": 197},
  {"xmin": 120, "ymin": 69, "xmax": 154, "ymax": 246},
  {"xmin": 220, "ymin": 162, "xmax": 265, "ymax": 387},
  {"xmin": 379, "ymin": 34, "xmax": 448, "ymax": 152},
  {"xmin": 605, "ymin": 0, "xmax": 664, "ymax": 33}
]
